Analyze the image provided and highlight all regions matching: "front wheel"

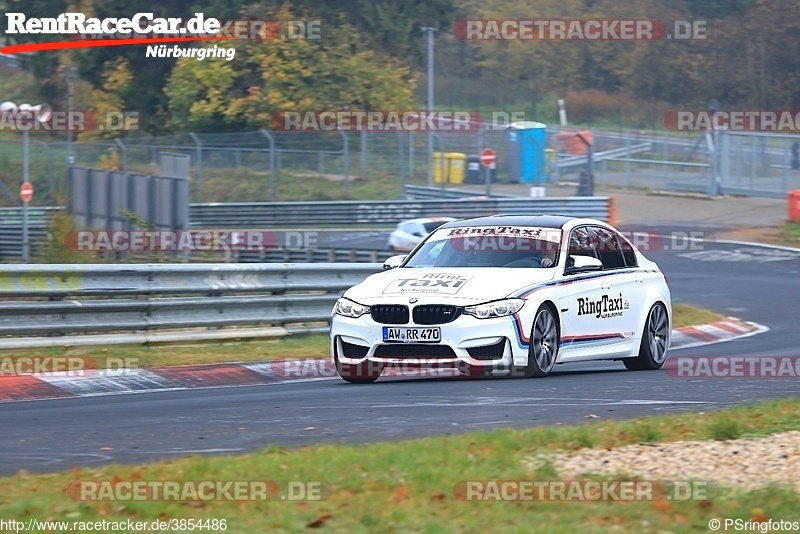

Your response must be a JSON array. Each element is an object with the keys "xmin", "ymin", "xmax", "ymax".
[
  {"xmin": 624, "ymin": 302, "xmax": 670, "ymax": 371},
  {"xmin": 334, "ymin": 354, "xmax": 384, "ymax": 384},
  {"xmin": 520, "ymin": 306, "xmax": 559, "ymax": 377}
]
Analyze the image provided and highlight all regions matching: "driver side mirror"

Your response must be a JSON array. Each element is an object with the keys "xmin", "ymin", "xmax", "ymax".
[
  {"xmin": 383, "ymin": 254, "xmax": 407, "ymax": 270},
  {"xmin": 565, "ymin": 254, "xmax": 603, "ymax": 274}
]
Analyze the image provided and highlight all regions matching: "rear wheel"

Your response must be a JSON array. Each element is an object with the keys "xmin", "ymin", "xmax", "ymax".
[
  {"xmin": 521, "ymin": 306, "xmax": 559, "ymax": 377},
  {"xmin": 334, "ymin": 353, "xmax": 384, "ymax": 383},
  {"xmin": 624, "ymin": 303, "xmax": 669, "ymax": 371}
]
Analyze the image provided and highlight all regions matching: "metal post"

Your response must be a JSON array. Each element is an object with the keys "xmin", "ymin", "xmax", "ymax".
[
  {"xmin": 624, "ymin": 129, "xmax": 631, "ymax": 187},
  {"xmin": 260, "ymin": 130, "xmax": 276, "ymax": 202},
  {"xmin": 420, "ymin": 27, "xmax": 436, "ymax": 187},
  {"xmin": 360, "ymin": 129, "xmax": 367, "ymax": 179},
  {"xmin": 398, "ymin": 131, "xmax": 406, "ymax": 195},
  {"xmin": 480, "ymin": 129, "xmax": 491, "ymax": 196},
  {"xmin": 115, "ymin": 138, "xmax": 127, "ymax": 171},
  {"xmin": 23, "ymin": 130, "xmax": 28, "ymax": 185},
  {"xmin": 22, "ymin": 129, "xmax": 29, "ymax": 263},
  {"xmin": 750, "ymin": 135, "xmax": 756, "ymax": 189},
  {"xmin": 338, "ymin": 129, "xmax": 349, "ymax": 198},
  {"xmin": 66, "ymin": 68, "xmax": 76, "ymax": 165},
  {"xmin": 43, "ymin": 141, "xmax": 54, "ymax": 201},
  {"xmin": 434, "ymin": 134, "xmax": 445, "ymax": 197},
  {"xmin": 662, "ymin": 132, "xmax": 668, "ymax": 190},
  {"xmin": 22, "ymin": 199, "xmax": 29, "ymax": 263},
  {"xmin": 189, "ymin": 133, "xmax": 202, "ymax": 202},
  {"xmin": 409, "ymin": 131, "xmax": 415, "ymax": 182}
]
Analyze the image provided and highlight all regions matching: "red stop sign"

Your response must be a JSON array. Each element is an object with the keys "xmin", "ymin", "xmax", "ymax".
[
  {"xmin": 480, "ymin": 148, "xmax": 496, "ymax": 167},
  {"xmin": 20, "ymin": 181, "xmax": 33, "ymax": 203}
]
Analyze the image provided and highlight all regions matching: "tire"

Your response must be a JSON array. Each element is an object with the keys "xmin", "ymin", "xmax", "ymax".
[
  {"xmin": 520, "ymin": 305, "xmax": 559, "ymax": 378},
  {"xmin": 624, "ymin": 302, "xmax": 669, "ymax": 371},
  {"xmin": 334, "ymin": 353, "xmax": 384, "ymax": 384}
]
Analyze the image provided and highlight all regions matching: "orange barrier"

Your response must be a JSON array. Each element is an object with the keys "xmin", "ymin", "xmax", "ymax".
[
  {"xmin": 607, "ymin": 196, "xmax": 618, "ymax": 228},
  {"xmin": 789, "ymin": 190, "xmax": 800, "ymax": 222}
]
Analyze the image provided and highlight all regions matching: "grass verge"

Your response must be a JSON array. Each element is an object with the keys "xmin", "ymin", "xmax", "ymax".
[
  {"xmin": 0, "ymin": 304, "xmax": 725, "ymax": 369},
  {"xmin": 0, "ymin": 398, "xmax": 798, "ymax": 532},
  {"xmin": 779, "ymin": 221, "xmax": 800, "ymax": 248}
]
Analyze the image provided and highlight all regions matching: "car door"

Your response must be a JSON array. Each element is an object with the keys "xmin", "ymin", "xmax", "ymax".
[
  {"xmin": 591, "ymin": 225, "xmax": 645, "ymax": 343},
  {"xmin": 558, "ymin": 225, "xmax": 630, "ymax": 361}
]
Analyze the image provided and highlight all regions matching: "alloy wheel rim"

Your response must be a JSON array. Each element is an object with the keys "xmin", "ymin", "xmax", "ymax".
[
  {"xmin": 534, "ymin": 310, "xmax": 558, "ymax": 371},
  {"xmin": 648, "ymin": 305, "xmax": 669, "ymax": 363}
]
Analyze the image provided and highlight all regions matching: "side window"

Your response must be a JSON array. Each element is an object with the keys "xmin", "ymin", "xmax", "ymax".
[
  {"xmin": 567, "ymin": 226, "xmax": 597, "ymax": 262},
  {"xmin": 618, "ymin": 233, "xmax": 639, "ymax": 267},
  {"xmin": 590, "ymin": 226, "xmax": 626, "ymax": 269}
]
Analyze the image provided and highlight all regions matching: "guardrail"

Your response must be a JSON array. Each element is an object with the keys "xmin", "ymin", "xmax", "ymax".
[
  {"xmin": 190, "ymin": 196, "xmax": 611, "ymax": 227},
  {"xmin": 403, "ymin": 184, "xmax": 517, "ymax": 199},
  {"xmin": 237, "ymin": 248, "xmax": 383, "ymax": 263},
  {"xmin": 0, "ymin": 263, "xmax": 381, "ymax": 340},
  {"xmin": 0, "ymin": 197, "xmax": 610, "ymax": 262}
]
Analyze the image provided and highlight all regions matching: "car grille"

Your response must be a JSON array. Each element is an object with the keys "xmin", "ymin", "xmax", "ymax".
[
  {"xmin": 373, "ymin": 344, "xmax": 457, "ymax": 359},
  {"xmin": 370, "ymin": 305, "xmax": 409, "ymax": 324},
  {"xmin": 340, "ymin": 340, "xmax": 369, "ymax": 359},
  {"xmin": 466, "ymin": 339, "xmax": 506, "ymax": 361},
  {"xmin": 412, "ymin": 305, "xmax": 462, "ymax": 325}
]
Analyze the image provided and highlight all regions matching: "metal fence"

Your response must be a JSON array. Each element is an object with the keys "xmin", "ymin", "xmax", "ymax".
[
  {"xmin": 0, "ymin": 206, "xmax": 63, "ymax": 261},
  {"xmin": 0, "ymin": 263, "xmax": 380, "ymax": 340},
  {"xmin": 3, "ymin": 127, "xmax": 799, "ymax": 209},
  {"xmin": 68, "ymin": 167, "xmax": 189, "ymax": 231}
]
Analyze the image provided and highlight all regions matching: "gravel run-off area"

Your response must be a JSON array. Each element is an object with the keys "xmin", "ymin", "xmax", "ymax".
[{"xmin": 529, "ymin": 431, "xmax": 800, "ymax": 492}]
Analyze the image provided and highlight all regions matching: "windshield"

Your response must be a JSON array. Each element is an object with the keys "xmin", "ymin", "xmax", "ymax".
[{"xmin": 404, "ymin": 226, "xmax": 562, "ymax": 268}]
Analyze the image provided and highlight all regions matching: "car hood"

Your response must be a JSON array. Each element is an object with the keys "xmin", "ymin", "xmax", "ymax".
[{"xmin": 344, "ymin": 267, "xmax": 556, "ymax": 304}]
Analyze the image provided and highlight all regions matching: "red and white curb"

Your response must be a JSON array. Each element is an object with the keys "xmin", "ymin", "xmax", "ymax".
[
  {"xmin": 0, "ymin": 318, "xmax": 767, "ymax": 403},
  {"xmin": 669, "ymin": 317, "xmax": 767, "ymax": 350}
]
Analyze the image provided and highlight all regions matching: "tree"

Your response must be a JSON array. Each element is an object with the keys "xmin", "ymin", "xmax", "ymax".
[{"xmin": 165, "ymin": 7, "xmax": 417, "ymax": 131}]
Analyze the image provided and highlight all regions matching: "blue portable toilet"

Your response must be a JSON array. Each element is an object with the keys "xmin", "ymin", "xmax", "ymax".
[{"xmin": 506, "ymin": 121, "xmax": 546, "ymax": 183}]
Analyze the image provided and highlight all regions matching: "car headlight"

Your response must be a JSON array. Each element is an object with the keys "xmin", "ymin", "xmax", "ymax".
[
  {"xmin": 334, "ymin": 298, "xmax": 370, "ymax": 318},
  {"xmin": 464, "ymin": 298, "xmax": 525, "ymax": 319}
]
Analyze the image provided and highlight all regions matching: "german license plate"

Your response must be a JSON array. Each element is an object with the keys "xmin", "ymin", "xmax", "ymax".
[{"xmin": 382, "ymin": 327, "xmax": 441, "ymax": 343}]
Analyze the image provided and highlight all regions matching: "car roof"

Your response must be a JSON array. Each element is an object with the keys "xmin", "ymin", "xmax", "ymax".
[
  {"xmin": 441, "ymin": 215, "xmax": 578, "ymax": 229},
  {"xmin": 403, "ymin": 217, "xmax": 458, "ymax": 224}
]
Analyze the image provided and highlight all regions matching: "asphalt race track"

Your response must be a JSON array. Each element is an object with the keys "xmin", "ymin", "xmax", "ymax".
[{"xmin": 1, "ymin": 236, "xmax": 799, "ymax": 475}]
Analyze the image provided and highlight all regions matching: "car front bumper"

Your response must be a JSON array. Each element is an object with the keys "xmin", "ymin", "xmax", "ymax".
[{"xmin": 330, "ymin": 313, "xmax": 520, "ymax": 371}]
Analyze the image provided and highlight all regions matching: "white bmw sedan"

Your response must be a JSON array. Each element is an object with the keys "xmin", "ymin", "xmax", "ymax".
[{"xmin": 331, "ymin": 215, "xmax": 671, "ymax": 383}]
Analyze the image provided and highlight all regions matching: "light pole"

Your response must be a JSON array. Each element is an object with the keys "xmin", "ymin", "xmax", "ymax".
[
  {"xmin": 0, "ymin": 101, "xmax": 51, "ymax": 262},
  {"xmin": 420, "ymin": 27, "xmax": 436, "ymax": 187}
]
